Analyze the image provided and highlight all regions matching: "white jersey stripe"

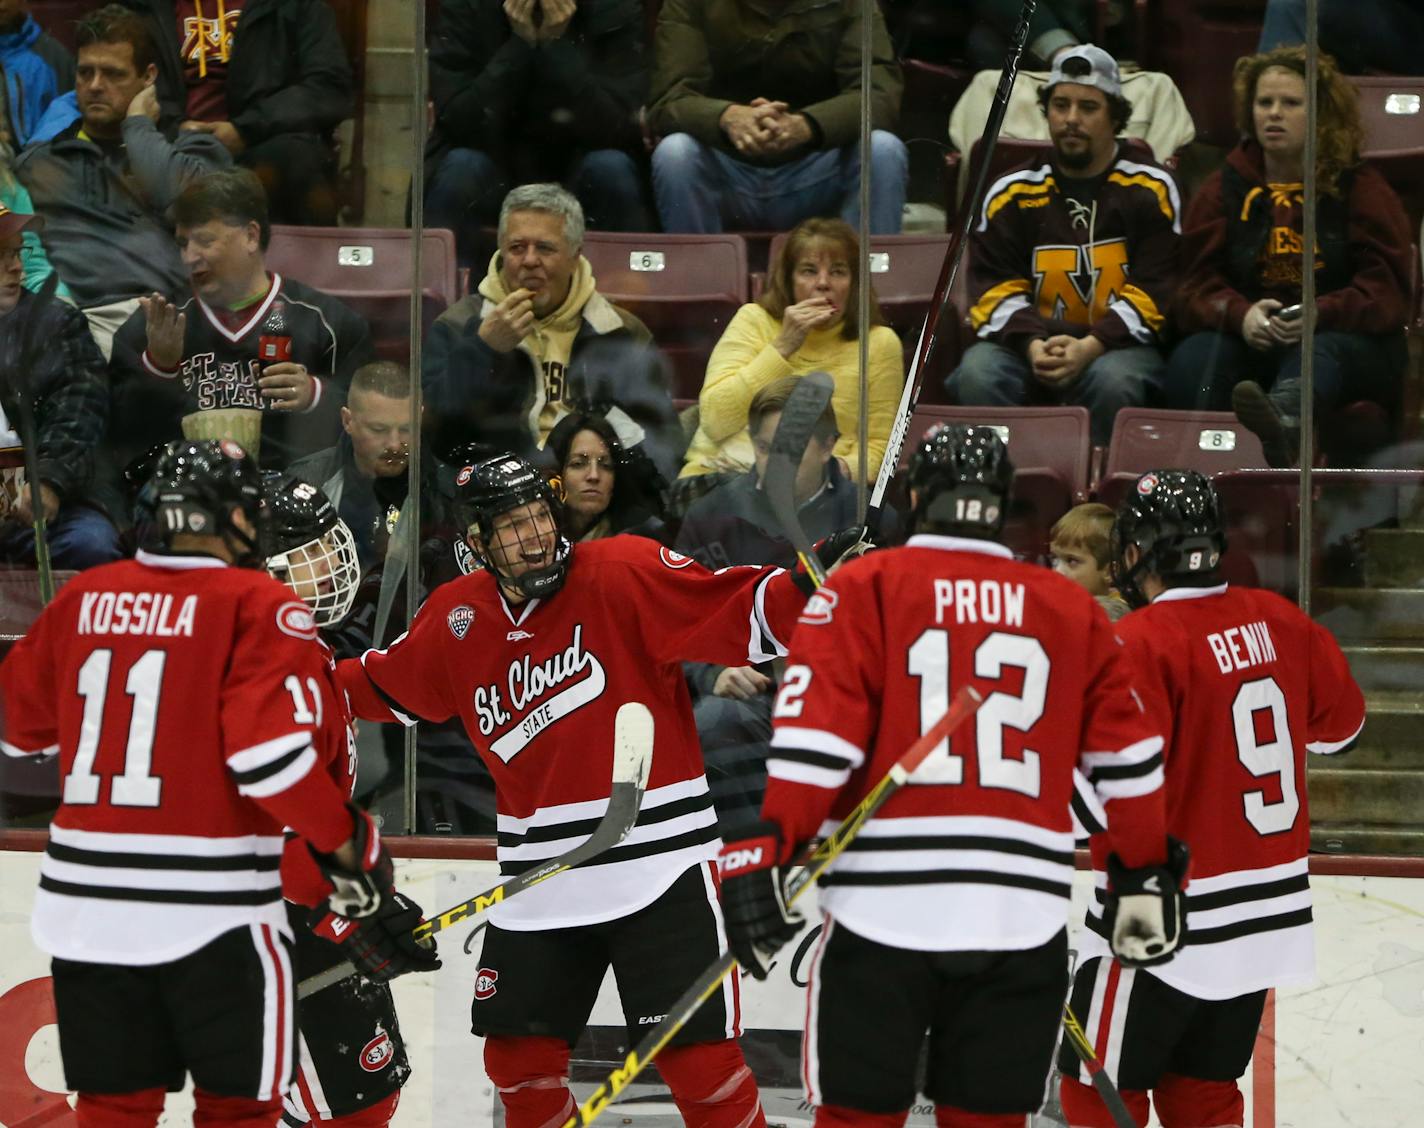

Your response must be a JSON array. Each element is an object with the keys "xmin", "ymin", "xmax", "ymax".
[
  {"xmin": 770, "ymin": 725, "xmax": 866, "ymax": 767},
  {"xmin": 1307, "ymin": 714, "xmax": 1365, "ymax": 754},
  {"xmin": 801, "ymin": 914, "xmax": 835, "ymax": 1106},
  {"xmin": 765, "ymin": 759, "xmax": 852, "ymax": 789},
  {"xmin": 235, "ymin": 747, "xmax": 317, "ymax": 799}
]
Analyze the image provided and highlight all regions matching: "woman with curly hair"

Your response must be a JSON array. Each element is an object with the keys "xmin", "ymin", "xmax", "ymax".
[
  {"xmin": 1165, "ymin": 46, "xmax": 1411, "ymax": 466},
  {"xmin": 679, "ymin": 217, "xmax": 905, "ymax": 480}
]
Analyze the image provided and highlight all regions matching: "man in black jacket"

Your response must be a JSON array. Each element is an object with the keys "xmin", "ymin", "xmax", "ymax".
[
  {"xmin": 0, "ymin": 207, "xmax": 120, "ymax": 569},
  {"xmin": 116, "ymin": 0, "xmax": 354, "ymax": 224},
  {"xmin": 425, "ymin": 0, "xmax": 649, "ymax": 264}
]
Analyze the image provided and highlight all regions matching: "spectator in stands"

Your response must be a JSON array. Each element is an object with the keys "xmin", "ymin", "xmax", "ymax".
[
  {"xmin": 17, "ymin": 4, "xmax": 230, "ymax": 359},
  {"xmin": 546, "ymin": 410, "xmax": 668, "ymax": 541},
  {"xmin": 646, "ymin": 0, "xmax": 908, "ymax": 235},
  {"xmin": 1167, "ymin": 46, "xmax": 1410, "ymax": 468},
  {"xmin": 1257, "ymin": 0, "xmax": 1423, "ymax": 77},
  {"xmin": 680, "ymin": 218, "xmax": 904, "ymax": 480},
  {"xmin": 424, "ymin": 0, "xmax": 650, "ymax": 267},
  {"xmin": 111, "ymin": 0, "xmax": 353, "ymax": 225},
  {"xmin": 423, "ymin": 182, "xmax": 685, "ymax": 481},
  {"xmin": 0, "ymin": 167, "xmax": 66, "ymax": 298},
  {"xmin": 1048, "ymin": 501, "xmax": 1130, "ymax": 621},
  {"xmin": 967, "ymin": 0, "xmax": 1091, "ymax": 70},
  {"xmin": 0, "ymin": 0, "xmax": 74, "ymax": 152},
  {"xmin": 946, "ymin": 46, "xmax": 1178, "ymax": 444},
  {"xmin": 0, "ymin": 206, "xmax": 120, "ymax": 568},
  {"xmin": 109, "ymin": 168, "xmax": 374, "ymax": 474}
]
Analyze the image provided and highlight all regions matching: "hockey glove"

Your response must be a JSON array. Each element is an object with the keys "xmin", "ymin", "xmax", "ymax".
[
  {"xmin": 718, "ymin": 820, "xmax": 805, "ymax": 980},
  {"xmin": 312, "ymin": 892, "xmax": 443, "ymax": 983},
  {"xmin": 1105, "ymin": 836, "xmax": 1190, "ymax": 967},
  {"xmin": 790, "ymin": 526, "xmax": 872, "ymax": 596},
  {"xmin": 308, "ymin": 803, "xmax": 395, "ymax": 920}
]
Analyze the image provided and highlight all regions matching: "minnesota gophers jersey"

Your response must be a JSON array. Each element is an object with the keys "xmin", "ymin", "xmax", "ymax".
[
  {"xmin": 338, "ymin": 535, "xmax": 805, "ymax": 930},
  {"xmin": 763, "ymin": 536, "xmax": 1166, "ymax": 953},
  {"xmin": 1079, "ymin": 584, "xmax": 1366, "ymax": 999},
  {"xmin": 0, "ymin": 551, "xmax": 355, "ymax": 965}
]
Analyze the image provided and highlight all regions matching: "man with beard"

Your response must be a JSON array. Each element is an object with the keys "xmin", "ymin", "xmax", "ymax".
[{"xmin": 945, "ymin": 46, "xmax": 1179, "ymax": 443}]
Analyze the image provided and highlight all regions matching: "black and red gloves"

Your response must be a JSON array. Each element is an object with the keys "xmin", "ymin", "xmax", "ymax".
[{"xmin": 718, "ymin": 820, "xmax": 805, "ymax": 979}]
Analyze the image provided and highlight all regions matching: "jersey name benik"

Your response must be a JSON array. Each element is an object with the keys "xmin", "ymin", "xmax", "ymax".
[
  {"xmin": 475, "ymin": 623, "xmax": 606, "ymax": 761},
  {"xmin": 932, "ymin": 578, "xmax": 1026, "ymax": 626},
  {"xmin": 77, "ymin": 591, "xmax": 197, "ymax": 637},
  {"xmin": 1206, "ymin": 620, "xmax": 1277, "ymax": 673}
]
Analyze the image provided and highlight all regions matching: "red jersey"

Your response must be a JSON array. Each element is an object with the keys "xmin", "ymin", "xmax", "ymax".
[
  {"xmin": 763, "ymin": 536, "xmax": 1167, "ymax": 953},
  {"xmin": 0, "ymin": 550, "xmax": 354, "ymax": 965},
  {"xmin": 338, "ymin": 535, "xmax": 805, "ymax": 930},
  {"xmin": 1080, "ymin": 583, "xmax": 1365, "ymax": 999}
]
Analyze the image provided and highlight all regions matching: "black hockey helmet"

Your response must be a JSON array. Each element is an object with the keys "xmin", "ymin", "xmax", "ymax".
[
  {"xmin": 1111, "ymin": 469, "xmax": 1227, "ymax": 608},
  {"xmin": 262, "ymin": 475, "xmax": 361, "ymax": 625},
  {"xmin": 906, "ymin": 423, "xmax": 1015, "ymax": 538},
  {"xmin": 455, "ymin": 453, "xmax": 571, "ymax": 599},
  {"xmin": 146, "ymin": 439, "xmax": 264, "ymax": 565}
]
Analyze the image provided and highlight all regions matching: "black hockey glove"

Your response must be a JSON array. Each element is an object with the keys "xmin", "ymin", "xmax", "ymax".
[
  {"xmin": 718, "ymin": 820, "xmax": 805, "ymax": 980},
  {"xmin": 312, "ymin": 892, "xmax": 443, "ymax": 983},
  {"xmin": 791, "ymin": 526, "xmax": 872, "ymax": 596},
  {"xmin": 308, "ymin": 803, "xmax": 395, "ymax": 920},
  {"xmin": 1105, "ymin": 836, "xmax": 1190, "ymax": 968}
]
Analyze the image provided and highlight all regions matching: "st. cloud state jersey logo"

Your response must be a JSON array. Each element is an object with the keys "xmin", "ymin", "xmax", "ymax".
[{"xmin": 473, "ymin": 624, "xmax": 607, "ymax": 763}]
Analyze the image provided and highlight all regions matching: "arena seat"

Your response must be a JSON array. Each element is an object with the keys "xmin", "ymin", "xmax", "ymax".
[
  {"xmin": 898, "ymin": 404, "xmax": 1093, "ymax": 561},
  {"xmin": 265, "ymin": 225, "xmax": 459, "ymax": 364},
  {"xmin": 1097, "ymin": 408, "xmax": 1269, "ymax": 509},
  {"xmin": 1351, "ymin": 76, "xmax": 1424, "ymax": 231},
  {"xmin": 579, "ymin": 233, "xmax": 749, "ymax": 400}
]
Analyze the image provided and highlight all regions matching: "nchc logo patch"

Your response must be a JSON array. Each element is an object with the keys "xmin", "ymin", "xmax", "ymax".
[
  {"xmin": 359, "ymin": 1028, "xmax": 395, "ymax": 1072},
  {"xmin": 447, "ymin": 604, "xmax": 476, "ymax": 640},
  {"xmin": 474, "ymin": 967, "xmax": 499, "ymax": 1000}
]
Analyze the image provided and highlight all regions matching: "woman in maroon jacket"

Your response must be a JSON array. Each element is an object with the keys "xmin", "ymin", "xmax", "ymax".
[{"xmin": 1165, "ymin": 46, "xmax": 1411, "ymax": 467}]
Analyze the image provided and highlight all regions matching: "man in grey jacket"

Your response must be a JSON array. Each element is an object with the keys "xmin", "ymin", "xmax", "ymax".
[{"xmin": 15, "ymin": 3, "xmax": 229, "ymax": 358}]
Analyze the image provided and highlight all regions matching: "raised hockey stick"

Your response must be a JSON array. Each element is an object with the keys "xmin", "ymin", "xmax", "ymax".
[
  {"xmin": 561, "ymin": 685, "xmax": 986, "ymax": 1128},
  {"xmin": 761, "ymin": 370, "xmax": 836, "ymax": 589},
  {"xmin": 296, "ymin": 701, "xmax": 655, "ymax": 1000},
  {"xmin": 868, "ymin": 0, "xmax": 1037, "ymax": 519},
  {"xmin": 7, "ymin": 272, "xmax": 61, "ymax": 605},
  {"xmin": 1061, "ymin": 1001, "xmax": 1136, "ymax": 1128}
]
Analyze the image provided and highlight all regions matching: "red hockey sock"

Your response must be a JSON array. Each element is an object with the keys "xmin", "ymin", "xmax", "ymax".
[
  {"xmin": 1152, "ymin": 1072, "xmax": 1244, "ymax": 1127},
  {"xmin": 318, "ymin": 1089, "xmax": 401, "ymax": 1126},
  {"xmin": 76, "ymin": 1088, "xmax": 165, "ymax": 1128},
  {"xmin": 655, "ymin": 1040, "xmax": 766, "ymax": 1128},
  {"xmin": 193, "ymin": 1089, "xmax": 284, "ymax": 1128},
  {"xmin": 814, "ymin": 1105, "xmax": 905, "ymax": 1127},
  {"xmin": 1060, "ymin": 1074, "xmax": 1150, "ymax": 1127},
  {"xmin": 933, "ymin": 1107, "xmax": 1034, "ymax": 1127},
  {"xmin": 484, "ymin": 1035, "xmax": 574, "ymax": 1128}
]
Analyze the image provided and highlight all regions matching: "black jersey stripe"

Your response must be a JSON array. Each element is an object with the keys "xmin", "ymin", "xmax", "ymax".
[
  {"xmin": 1087, "ymin": 751, "xmax": 1164, "ymax": 782},
  {"xmin": 46, "ymin": 843, "xmax": 282, "ymax": 872},
  {"xmin": 1089, "ymin": 872, "xmax": 1311, "ymax": 912},
  {"xmin": 40, "ymin": 875, "xmax": 282, "ymax": 906},
  {"xmin": 818, "ymin": 868, "xmax": 1072, "ymax": 898},
  {"xmin": 228, "ymin": 743, "xmax": 310, "ymax": 786},
  {"xmin": 500, "ymin": 823, "xmax": 720, "ymax": 876},
  {"xmin": 839, "ymin": 834, "xmax": 1072, "ymax": 865},
  {"xmin": 769, "ymin": 747, "xmax": 856, "ymax": 771},
  {"xmin": 497, "ymin": 792, "xmax": 715, "ymax": 848},
  {"xmin": 1086, "ymin": 904, "xmax": 1313, "ymax": 945}
]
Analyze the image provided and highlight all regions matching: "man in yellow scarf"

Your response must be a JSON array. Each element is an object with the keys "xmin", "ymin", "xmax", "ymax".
[{"xmin": 424, "ymin": 183, "xmax": 685, "ymax": 483}]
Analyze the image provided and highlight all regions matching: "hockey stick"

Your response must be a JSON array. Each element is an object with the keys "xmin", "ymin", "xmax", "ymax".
[
  {"xmin": 296, "ymin": 701, "xmax": 655, "ymax": 999},
  {"xmin": 6, "ymin": 272, "xmax": 60, "ymax": 605},
  {"xmin": 761, "ymin": 370, "xmax": 836, "ymax": 589},
  {"xmin": 868, "ymin": 0, "xmax": 1037, "ymax": 519},
  {"xmin": 1061, "ymin": 1002, "xmax": 1136, "ymax": 1128},
  {"xmin": 561, "ymin": 685, "xmax": 986, "ymax": 1128}
]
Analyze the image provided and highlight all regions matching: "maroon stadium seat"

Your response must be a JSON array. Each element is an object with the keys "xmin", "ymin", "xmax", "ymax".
[
  {"xmin": 1097, "ymin": 408, "xmax": 1269, "ymax": 510},
  {"xmin": 579, "ymin": 233, "xmax": 749, "ymax": 400},
  {"xmin": 1350, "ymin": 76, "xmax": 1424, "ymax": 231}
]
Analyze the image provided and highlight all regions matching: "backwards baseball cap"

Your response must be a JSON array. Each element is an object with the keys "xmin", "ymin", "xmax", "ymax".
[
  {"xmin": 1045, "ymin": 44, "xmax": 1122, "ymax": 99},
  {"xmin": 0, "ymin": 204, "xmax": 41, "ymax": 238}
]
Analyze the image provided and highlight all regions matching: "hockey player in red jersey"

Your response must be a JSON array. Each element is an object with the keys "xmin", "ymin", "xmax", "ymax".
[
  {"xmin": 1059, "ymin": 470, "xmax": 1366, "ymax": 1128},
  {"xmin": 335, "ymin": 453, "xmax": 851, "ymax": 1128},
  {"xmin": 263, "ymin": 476, "xmax": 435, "ymax": 1128},
  {"xmin": 0, "ymin": 441, "xmax": 432, "ymax": 1128},
  {"xmin": 718, "ymin": 425, "xmax": 1187, "ymax": 1128}
]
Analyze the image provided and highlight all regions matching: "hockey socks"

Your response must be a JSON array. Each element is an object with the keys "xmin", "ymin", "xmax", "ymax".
[
  {"xmin": 1061, "ymin": 1071, "xmax": 1243, "ymax": 1127},
  {"xmin": 656, "ymin": 1039, "xmax": 767, "ymax": 1128},
  {"xmin": 76, "ymin": 1089, "xmax": 166, "ymax": 1128},
  {"xmin": 484, "ymin": 1035, "xmax": 576, "ymax": 1128}
]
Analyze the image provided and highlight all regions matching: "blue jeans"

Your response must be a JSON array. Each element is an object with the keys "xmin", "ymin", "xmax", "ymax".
[
  {"xmin": 1164, "ymin": 330, "xmax": 1407, "ymax": 417},
  {"xmin": 946, "ymin": 340, "xmax": 1165, "ymax": 443},
  {"xmin": 1257, "ymin": 0, "xmax": 1424, "ymax": 73},
  {"xmin": 651, "ymin": 131, "xmax": 909, "ymax": 234},
  {"xmin": 0, "ymin": 504, "xmax": 122, "ymax": 570}
]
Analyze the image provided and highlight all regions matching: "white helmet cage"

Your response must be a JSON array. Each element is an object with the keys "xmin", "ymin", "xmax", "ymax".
[{"xmin": 266, "ymin": 518, "xmax": 361, "ymax": 626}]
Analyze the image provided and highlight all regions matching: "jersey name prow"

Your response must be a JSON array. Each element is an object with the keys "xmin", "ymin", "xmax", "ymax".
[
  {"xmin": 1206, "ymin": 620, "xmax": 1278, "ymax": 674},
  {"xmin": 76, "ymin": 590, "xmax": 198, "ymax": 637},
  {"xmin": 932, "ymin": 578, "xmax": 1026, "ymax": 627}
]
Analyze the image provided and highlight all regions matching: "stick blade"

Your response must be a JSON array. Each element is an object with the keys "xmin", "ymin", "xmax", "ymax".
[
  {"xmin": 768, "ymin": 371, "xmax": 835, "ymax": 461},
  {"xmin": 612, "ymin": 702, "xmax": 654, "ymax": 791}
]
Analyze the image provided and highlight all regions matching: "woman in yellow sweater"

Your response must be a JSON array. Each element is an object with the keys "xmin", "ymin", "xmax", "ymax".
[{"xmin": 680, "ymin": 218, "xmax": 906, "ymax": 479}]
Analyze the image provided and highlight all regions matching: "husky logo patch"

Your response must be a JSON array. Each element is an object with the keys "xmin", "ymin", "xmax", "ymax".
[
  {"xmin": 447, "ymin": 605, "xmax": 476, "ymax": 639},
  {"xmin": 659, "ymin": 547, "xmax": 694, "ymax": 570},
  {"xmin": 1136, "ymin": 472, "xmax": 1159, "ymax": 496},
  {"xmin": 276, "ymin": 602, "xmax": 318, "ymax": 640},
  {"xmin": 456, "ymin": 465, "xmax": 474, "ymax": 486},
  {"xmin": 359, "ymin": 1029, "xmax": 395, "ymax": 1072},
  {"xmin": 474, "ymin": 968, "xmax": 499, "ymax": 1000},
  {"xmin": 799, "ymin": 589, "xmax": 838, "ymax": 626}
]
